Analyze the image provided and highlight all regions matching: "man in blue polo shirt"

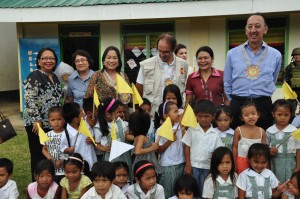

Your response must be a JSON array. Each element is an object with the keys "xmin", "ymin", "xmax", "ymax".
[{"xmin": 224, "ymin": 13, "xmax": 282, "ymax": 130}]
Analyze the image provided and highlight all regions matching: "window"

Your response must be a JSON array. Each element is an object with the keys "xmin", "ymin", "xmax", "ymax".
[{"xmin": 121, "ymin": 23, "xmax": 174, "ymax": 83}]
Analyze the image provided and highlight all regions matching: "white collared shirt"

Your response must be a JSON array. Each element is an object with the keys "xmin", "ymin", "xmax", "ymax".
[
  {"xmin": 127, "ymin": 183, "xmax": 165, "ymax": 199},
  {"xmin": 81, "ymin": 184, "xmax": 127, "ymax": 199},
  {"xmin": 156, "ymin": 123, "xmax": 185, "ymax": 166},
  {"xmin": 0, "ymin": 179, "xmax": 19, "ymax": 199},
  {"xmin": 181, "ymin": 124, "xmax": 223, "ymax": 169},
  {"xmin": 60, "ymin": 123, "xmax": 97, "ymax": 169},
  {"xmin": 202, "ymin": 174, "xmax": 238, "ymax": 198},
  {"xmin": 266, "ymin": 124, "xmax": 300, "ymax": 153},
  {"xmin": 214, "ymin": 128, "xmax": 234, "ymax": 138},
  {"xmin": 236, "ymin": 168, "xmax": 278, "ymax": 199}
]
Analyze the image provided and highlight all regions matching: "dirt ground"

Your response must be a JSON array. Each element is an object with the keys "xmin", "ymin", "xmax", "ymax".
[{"xmin": 1, "ymin": 101, "xmax": 24, "ymax": 131}]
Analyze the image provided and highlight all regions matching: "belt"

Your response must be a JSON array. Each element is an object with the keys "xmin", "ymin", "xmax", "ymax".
[{"xmin": 231, "ymin": 95, "xmax": 271, "ymax": 101}]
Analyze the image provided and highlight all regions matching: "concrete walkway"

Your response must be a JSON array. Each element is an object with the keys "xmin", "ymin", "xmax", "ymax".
[{"xmin": 1, "ymin": 101, "xmax": 24, "ymax": 131}]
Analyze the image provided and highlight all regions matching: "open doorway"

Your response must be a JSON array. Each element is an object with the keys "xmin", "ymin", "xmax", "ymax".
[{"xmin": 59, "ymin": 24, "xmax": 100, "ymax": 71}]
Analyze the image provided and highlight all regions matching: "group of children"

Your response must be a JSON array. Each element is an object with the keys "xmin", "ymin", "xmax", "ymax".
[{"xmin": 2, "ymin": 83, "xmax": 300, "ymax": 198}]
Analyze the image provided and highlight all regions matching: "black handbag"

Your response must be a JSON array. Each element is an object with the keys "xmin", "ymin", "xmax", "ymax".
[{"xmin": 0, "ymin": 111, "xmax": 17, "ymax": 143}]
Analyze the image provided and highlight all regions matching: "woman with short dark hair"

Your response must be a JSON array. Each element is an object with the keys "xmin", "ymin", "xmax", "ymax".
[{"xmin": 23, "ymin": 47, "xmax": 64, "ymax": 181}]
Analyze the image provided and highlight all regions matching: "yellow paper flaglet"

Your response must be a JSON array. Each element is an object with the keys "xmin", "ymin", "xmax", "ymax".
[
  {"xmin": 111, "ymin": 120, "xmax": 117, "ymax": 140},
  {"xmin": 116, "ymin": 74, "xmax": 133, "ymax": 94},
  {"xmin": 292, "ymin": 128, "xmax": 300, "ymax": 142},
  {"xmin": 132, "ymin": 83, "xmax": 143, "ymax": 106},
  {"xmin": 157, "ymin": 117, "xmax": 174, "ymax": 141},
  {"xmin": 93, "ymin": 86, "xmax": 100, "ymax": 108},
  {"xmin": 78, "ymin": 118, "xmax": 96, "ymax": 145},
  {"xmin": 282, "ymin": 81, "xmax": 298, "ymax": 100},
  {"xmin": 181, "ymin": 104, "xmax": 197, "ymax": 128},
  {"xmin": 37, "ymin": 123, "xmax": 50, "ymax": 145}
]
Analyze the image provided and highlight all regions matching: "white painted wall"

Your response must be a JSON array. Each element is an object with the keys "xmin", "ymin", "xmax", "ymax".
[
  {"xmin": 100, "ymin": 22, "xmax": 120, "ymax": 68},
  {"xmin": 208, "ymin": 17, "xmax": 226, "ymax": 71},
  {"xmin": 0, "ymin": 23, "xmax": 18, "ymax": 91}
]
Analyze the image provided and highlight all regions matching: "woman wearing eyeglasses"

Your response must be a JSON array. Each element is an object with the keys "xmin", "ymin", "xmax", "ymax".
[
  {"xmin": 185, "ymin": 46, "xmax": 229, "ymax": 107},
  {"xmin": 23, "ymin": 47, "xmax": 64, "ymax": 181},
  {"xmin": 65, "ymin": 50, "xmax": 95, "ymax": 107}
]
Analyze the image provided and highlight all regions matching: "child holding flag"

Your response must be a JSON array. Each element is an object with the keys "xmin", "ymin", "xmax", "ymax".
[
  {"xmin": 60, "ymin": 102, "xmax": 97, "ymax": 170},
  {"xmin": 94, "ymin": 97, "xmax": 132, "ymax": 170},
  {"xmin": 42, "ymin": 106, "xmax": 65, "ymax": 183},
  {"xmin": 130, "ymin": 110, "xmax": 161, "ymax": 175},
  {"xmin": 156, "ymin": 101, "xmax": 185, "ymax": 198},
  {"xmin": 267, "ymin": 99, "xmax": 300, "ymax": 184}
]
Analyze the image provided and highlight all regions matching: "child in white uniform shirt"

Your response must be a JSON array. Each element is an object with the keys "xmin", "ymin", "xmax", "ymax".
[
  {"xmin": 214, "ymin": 105, "xmax": 234, "ymax": 150},
  {"xmin": 267, "ymin": 99, "xmax": 300, "ymax": 184},
  {"xmin": 0, "ymin": 158, "xmax": 19, "ymax": 199},
  {"xmin": 127, "ymin": 160, "xmax": 165, "ymax": 199},
  {"xmin": 182, "ymin": 100, "xmax": 223, "ymax": 197},
  {"xmin": 237, "ymin": 143, "xmax": 286, "ymax": 198},
  {"xmin": 156, "ymin": 101, "xmax": 185, "ymax": 198},
  {"xmin": 60, "ymin": 102, "xmax": 97, "ymax": 170},
  {"xmin": 113, "ymin": 161, "xmax": 131, "ymax": 196},
  {"xmin": 81, "ymin": 161, "xmax": 127, "ymax": 199},
  {"xmin": 202, "ymin": 147, "xmax": 238, "ymax": 199}
]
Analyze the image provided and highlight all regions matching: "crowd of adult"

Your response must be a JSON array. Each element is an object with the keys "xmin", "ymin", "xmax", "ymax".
[{"xmin": 24, "ymin": 13, "xmax": 285, "ymax": 182}]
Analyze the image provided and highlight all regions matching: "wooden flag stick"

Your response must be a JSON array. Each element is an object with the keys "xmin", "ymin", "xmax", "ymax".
[{"xmin": 276, "ymin": 134, "xmax": 292, "ymax": 149}]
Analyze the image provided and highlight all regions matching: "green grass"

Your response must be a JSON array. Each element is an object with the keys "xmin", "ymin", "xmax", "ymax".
[{"xmin": 0, "ymin": 130, "xmax": 31, "ymax": 199}]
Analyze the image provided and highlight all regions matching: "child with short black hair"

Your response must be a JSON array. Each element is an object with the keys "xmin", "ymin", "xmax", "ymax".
[
  {"xmin": 81, "ymin": 161, "xmax": 127, "ymax": 199},
  {"xmin": 27, "ymin": 159, "xmax": 60, "ymax": 199},
  {"xmin": 170, "ymin": 174, "xmax": 200, "ymax": 199},
  {"xmin": 42, "ymin": 106, "xmax": 65, "ymax": 183},
  {"xmin": 113, "ymin": 161, "xmax": 131, "ymax": 196},
  {"xmin": 0, "ymin": 158, "xmax": 19, "ymax": 198},
  {"xmin": 60, "ymin": 102, "xmax": 97, "ymax": 170},
  {"xmin": 127, "ymin": 160, "xmax": 165, "ymax": 198},
  {"xmin": 181, "ymin": 99, "xmax": 223, "ymax": 197}
]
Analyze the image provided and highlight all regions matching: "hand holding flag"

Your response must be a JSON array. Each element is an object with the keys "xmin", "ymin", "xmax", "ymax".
[{"xmin": 78, "ymin": 118, "xmax": 96, "ymax": 145}]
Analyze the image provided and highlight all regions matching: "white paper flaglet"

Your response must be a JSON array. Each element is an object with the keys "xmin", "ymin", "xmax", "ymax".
[{"xmin": 109, "ymin": 140, "xmax": 134, "ymax": 162}]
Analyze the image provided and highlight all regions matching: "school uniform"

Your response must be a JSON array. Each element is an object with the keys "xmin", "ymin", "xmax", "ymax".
[
  {"xmin": 181, "ymin": 124, "xmax": 223, "ymax": 196},
  {"xmin": 266, "ymin": 124, "xmax": 300, "ymax": 183},
  {"xmin": 0, "ymin": 179, "xmax": 19, "ymax": 199},
  {"xmin": 127, "ymin": 183, "xmax": 165, "ymax": 199},
  {"xmin": 81, "ymin": 184, "xmax": 127, "ymax": 199},
  {"xmin": 214, "ymin": 127, "xmax": 234, "ymax": 150},
  {"xmin": 202, "ymin": 174, "xmax": 238, "ymax": 199},
  {"xmin": 157, "ymin": 123, "xmax": 185, "ymax": 198},
  {"xmin": 236, "ymin": 168, "xmax": 278, "ymax": 199},
  {"xmin": 60, "ymin": 123, "xmax": 97, "ymax": 169}
]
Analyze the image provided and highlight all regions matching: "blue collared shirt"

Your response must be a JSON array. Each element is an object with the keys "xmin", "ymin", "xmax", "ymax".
[
  {"xmin": 224, "ymin": 41, "xmax": 282, "ymax": 100},
  {"xmin": 66, "ymin": 69, "xmax": 94, "ymax": 107}
]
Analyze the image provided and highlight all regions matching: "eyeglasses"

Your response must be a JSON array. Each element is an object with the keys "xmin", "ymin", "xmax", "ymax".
[
  {"xmin": 40, "ymin": 57, "xmax": 56, "ymax": 62},
  {"xmin": 75, "ymin": 59, "xmax": 88, "ymax": 64}
]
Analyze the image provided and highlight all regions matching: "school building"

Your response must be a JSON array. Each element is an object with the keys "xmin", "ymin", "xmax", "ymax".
[{"xmin": 0, "ymin": 0, "xmax": 299, "ymax": 112}]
